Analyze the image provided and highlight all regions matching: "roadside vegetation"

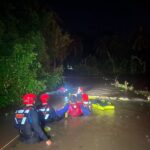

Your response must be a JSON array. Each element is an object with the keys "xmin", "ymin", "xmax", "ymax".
[
  {"xmin": 111, "ymin": 79, "xmax": 150, "ymax": 101},
  {"xmin": 0, "ymin": 1, "xmax": 72, "ymax": 108}
]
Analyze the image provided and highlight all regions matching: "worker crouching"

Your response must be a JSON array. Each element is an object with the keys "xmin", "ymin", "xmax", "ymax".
[{"xmin": 14, "ymin": 93, "xmax": 52, "ymax": 146}]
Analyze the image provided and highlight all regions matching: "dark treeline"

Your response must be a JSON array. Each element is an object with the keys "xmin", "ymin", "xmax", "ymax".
[{"xmin": 66, "ymin": 27, "xmax": 150, "ymax": 76}]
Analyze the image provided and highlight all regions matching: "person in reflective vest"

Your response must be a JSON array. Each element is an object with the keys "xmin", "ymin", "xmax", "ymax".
[
  {"xmin": 82, "ymin": 93, "xmax": 91, "ymax": 108},
  {"xmin": 76, "ymin": 87, "xmax": 91, "ymax": 116},
  {"xmin": 80, "ymin": 93, "xmax": 91, "ymax": 116},
  {"xmin": 38, "ymin": 93, "xmax": 69, "ymax": 126},
  {"xmin": 14, "ymin": 93, "xmax": 52, "ymax": 146},
  {"xmin": 68, "ymin": 95, "xmax": 83, "ymax": 117}
]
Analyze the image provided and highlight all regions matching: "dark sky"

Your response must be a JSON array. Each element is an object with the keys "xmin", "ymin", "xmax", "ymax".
[{"xmin": 46, "ymin": 1, "xmax": 150, "ymax": 38}]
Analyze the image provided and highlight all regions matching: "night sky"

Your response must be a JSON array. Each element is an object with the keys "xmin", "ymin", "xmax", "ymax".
[{"xmin": 46, "ymin": 1, "xmax": 150, "ymax": 38}]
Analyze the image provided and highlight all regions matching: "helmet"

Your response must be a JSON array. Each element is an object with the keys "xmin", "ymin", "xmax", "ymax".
[
  {"xmin": 82, "ymin": 93, "xmax": 89, "ymax": 102},
  {"xmin": 40, "ymin": 93, "xmax": 49, "ymax": 104},
  {"xmin": 22, "ymin": 93, "xmax": 36, "ymax": 105},
  {"xmin": 77, "ymin": 87, "xmax": 83, "ymax": 94}
]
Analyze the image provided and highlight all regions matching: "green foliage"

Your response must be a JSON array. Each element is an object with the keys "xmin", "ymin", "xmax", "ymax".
[
  {"xmin": 44, "ymin": 66, "xmax": 64, "ymax": 90},
  {"xmin": 0, "ymin": 42, "xmax": 46, "ymax": 108},
  {"xmin": 0, "ymin": 1, "xmax": 72, "ymax": 108}
]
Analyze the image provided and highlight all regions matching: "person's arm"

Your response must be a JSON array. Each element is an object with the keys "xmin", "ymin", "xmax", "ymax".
[
  {"xmin": 55, "ymin": 103, "xmax": 69, "ymax": 118},
  {"xmin": 30, "ymin": 110, "xmax": 52, "ymax": 145},
  {"xmin": 49, "ymin": 107, "xmax": 61, "ymax": 121}
]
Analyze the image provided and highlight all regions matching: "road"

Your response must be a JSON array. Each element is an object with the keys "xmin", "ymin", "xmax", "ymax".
[{"xmin": 3, "ymin": 76, "xmax": 150, "ymax": 150}]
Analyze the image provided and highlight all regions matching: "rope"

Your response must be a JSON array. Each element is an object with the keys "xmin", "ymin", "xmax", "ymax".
[{"xmin": 0, "ymin": 135, "xmax": 19, "ymax": 150}]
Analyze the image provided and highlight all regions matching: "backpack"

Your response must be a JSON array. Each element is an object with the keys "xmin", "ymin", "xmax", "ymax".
[
  {"xmin": 14, "ymin": 107, "xmax": 32, "ymax": 129},
  {"xmin": 38, "ymin": 105, "xmax": 58, "ymax": 122}
]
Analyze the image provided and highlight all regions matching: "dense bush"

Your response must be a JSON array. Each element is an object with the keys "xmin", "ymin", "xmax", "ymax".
[
  {"xmin": 0, "ymin": 42, "xmax": 46, "ymax": 108},
  {"xmin": 0, "ymin": 1, "xmax": 71, "ymax": 108}
]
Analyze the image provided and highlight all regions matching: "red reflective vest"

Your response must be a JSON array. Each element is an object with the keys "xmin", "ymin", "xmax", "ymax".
[{"xmin": 68, "ymin": 103, "xmax": 82, "ymax": 117}]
